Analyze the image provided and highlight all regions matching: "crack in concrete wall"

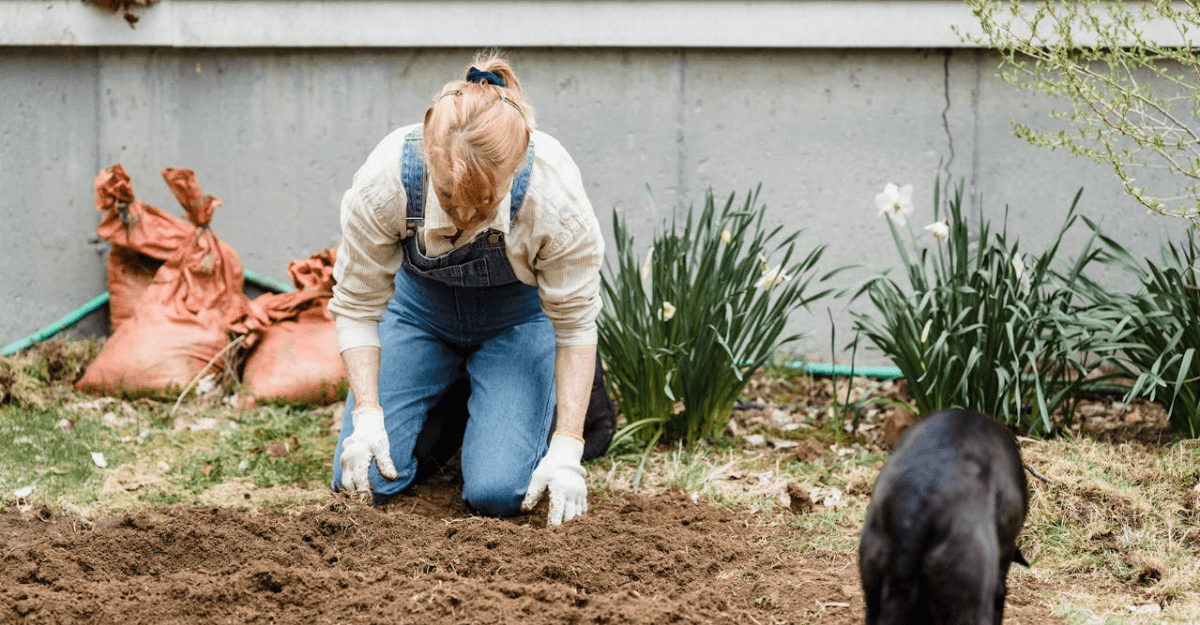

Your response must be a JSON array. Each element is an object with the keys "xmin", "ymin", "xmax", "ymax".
[
  {"xmin": 673, "ymin": 50, "xmax": 688, "ymax": 207},
  {"xmin": 940, "ymin": 50, "xmax": 955, "ymax": 187}
]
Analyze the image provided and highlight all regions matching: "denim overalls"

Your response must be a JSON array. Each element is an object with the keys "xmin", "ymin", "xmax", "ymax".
[{"xmin": 332, "ymin": 128, "xmax": 556, "ymax": 514}]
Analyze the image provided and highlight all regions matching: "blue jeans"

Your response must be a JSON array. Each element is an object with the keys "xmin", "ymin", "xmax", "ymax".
[{"xmin": 331, "ymin": 268, "xmax": 557, "ymax": 515}]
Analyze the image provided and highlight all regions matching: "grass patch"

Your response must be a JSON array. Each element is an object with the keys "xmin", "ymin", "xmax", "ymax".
[
  {"xmin": 0, "ymin": 399, "xmax": 340, "ymax": 515},
  {"xmin": 168, "ymin": 406, "xmax": 337, "ymax": 494},
  {"xmin": 0, "ymin": 405, "xmax": 125, "ymax": 506},
  {"xmin": 1018, "ymin": 437, "xmax": 1200, "ymax": 617},
  {"xmin": 0, "ymin": 339, "xmax": 342, "ymax": 516}
]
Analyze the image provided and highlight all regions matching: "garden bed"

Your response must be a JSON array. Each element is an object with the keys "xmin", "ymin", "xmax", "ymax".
[{"xmin": 3, "ymin": 485, "xmax": 1069, "ymax": 625}]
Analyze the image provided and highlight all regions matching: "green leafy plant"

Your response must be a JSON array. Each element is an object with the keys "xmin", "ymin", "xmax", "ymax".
[
  {"xmin": 598, "ymin": 187, "xmax": 839, "ymax": 454},
  {"xmin": 852, "ymin": 179, "xmax": 1119, "ymax": 434},
  {"xmin": 1077, "ymin": 223, "xmax": 1200, "ymax": 436},
  {"xmin": 966, "ymin": 0, "xmax": 1200, "ymax": 222}
]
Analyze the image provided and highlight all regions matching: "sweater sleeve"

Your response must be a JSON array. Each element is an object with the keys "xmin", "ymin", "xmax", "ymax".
[
  {"xmin": 522, "ymin": 133, "xmax": 605, "ymax": 347},
  {"xmin": 328, "ymin": 127, "xmax": 412, "ymax": 353}
]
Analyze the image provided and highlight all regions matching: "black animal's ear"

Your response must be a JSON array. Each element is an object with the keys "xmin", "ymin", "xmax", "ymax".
[{"xmin": 1013, "ymin": 547, "xmax": 1030, "ymax": 567}]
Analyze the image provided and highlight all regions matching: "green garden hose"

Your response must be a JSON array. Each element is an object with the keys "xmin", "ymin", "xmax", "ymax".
[
  {"xmin": 1, "ymin": 269, "xmax": 294, "ymax": 356},
  {"xmin": 795, "ymin": 361, "xmax": 903, "ymax": 379},
  {"xmin": 1, "ymin": 274, "xmax": 907, "ymax": 379}
]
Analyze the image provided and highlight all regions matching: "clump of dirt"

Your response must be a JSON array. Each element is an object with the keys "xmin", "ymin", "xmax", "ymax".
[
  {"xmin": 0, "ymin": 485, "xmax": 1065, "ymax": 625},
  {"xmin": 0, "ymin": 339, "xmax": 102, "ymax": 409}
]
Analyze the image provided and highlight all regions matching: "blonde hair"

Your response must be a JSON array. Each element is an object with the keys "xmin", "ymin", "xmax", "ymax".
[{"xmin": 423, "ymin": 52, "xmax": 536, "ymax": 225}]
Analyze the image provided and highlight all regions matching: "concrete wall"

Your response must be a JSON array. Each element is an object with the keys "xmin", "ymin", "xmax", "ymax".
[{"xmin": 1, "ymin": 2, "xmax": 1192, "ymax": 364}]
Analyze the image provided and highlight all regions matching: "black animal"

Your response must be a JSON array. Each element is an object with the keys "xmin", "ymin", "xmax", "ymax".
[{"xmin": 859, "ymin": 408, "xmax": 1029, "ymax": 625}]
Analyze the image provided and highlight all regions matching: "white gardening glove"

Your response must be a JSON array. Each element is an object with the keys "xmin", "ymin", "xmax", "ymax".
[
  {"xmin": 521, "ymin": 434, "xmax": 587, "ymax": 525},
  {"xmin": 339, "ymin": 404, "xmax": 398, "ymax": 493}
]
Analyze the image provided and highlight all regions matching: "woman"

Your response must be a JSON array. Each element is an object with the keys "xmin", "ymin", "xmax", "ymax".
[{"xmin": 328, "ymin": 52, "xmax": 603, "ymax": 526}]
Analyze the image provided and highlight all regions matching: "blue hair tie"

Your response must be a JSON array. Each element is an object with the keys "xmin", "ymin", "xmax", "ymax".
[{"xmin": 466, "ymin": 66, "xmax": 507, "ymax": 88}]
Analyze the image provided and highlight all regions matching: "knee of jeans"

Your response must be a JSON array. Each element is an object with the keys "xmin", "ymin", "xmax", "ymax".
[{"xmin": 462, "ymin": 477, "xmax": 524, "ymax": 517}]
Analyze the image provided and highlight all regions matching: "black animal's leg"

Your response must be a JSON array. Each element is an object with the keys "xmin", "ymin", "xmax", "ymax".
[
  {"xmin": 924, "ymin": 526, "xmax": 998, "ymax": 625},
  {"xmin": 859, "ymin": 527, "xmax": 885, "ymax": 625},
  {"xmin": 992, "ymin": 556, "xmax": 1015, "ymax": 625}
]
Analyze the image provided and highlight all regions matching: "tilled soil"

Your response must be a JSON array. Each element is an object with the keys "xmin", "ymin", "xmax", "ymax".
[{"xmin": 1, "ymin": 480, "xmax": 1062, "ymax": 625}]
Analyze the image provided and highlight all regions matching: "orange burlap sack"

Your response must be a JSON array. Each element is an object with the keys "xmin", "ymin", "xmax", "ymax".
[
  {"xmin": 93, "ymin": 164, "xmax": 198, "ymax": 332},
  {"xmin": 78, "ymin": 168, "xmax": 248, "ymax": 396},
  {"xmin": 231, "ymin": 247, "xmax": 346, "ymax": 405}
]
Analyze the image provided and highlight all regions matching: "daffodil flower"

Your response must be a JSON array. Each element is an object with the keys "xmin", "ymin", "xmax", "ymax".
[
  {"xmin": 721, "ymin": 229, "xmax": 732, "ymax": 244},
  {"xmin": 924, "ymin": 218, "xmax": 949, "ymax": 241},
  {"xmin": 659, "ymin": 301, "xmax": 676, "ymax": 321},
  {"xmin": 754, "ymin": 266, "xmax": 792, "ymax": 290},
  {"xmin": 640, "ymin": 246, "xmax": 654, "ymax": 281},
  {"xmin": 875, "ymin": 182, "xmax": 914, "ymax": 225},
  {"xmin": 1011, "ymin": 254, "xmax": 1026, "ymax": 279}
]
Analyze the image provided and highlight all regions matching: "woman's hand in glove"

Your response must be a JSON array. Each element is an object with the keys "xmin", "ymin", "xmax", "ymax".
[
  {"xmin": 339, "ymin": 404, "xmax": 398, "ymax": 493},
  {"xmin": 521, "ymin": 434, "xmax": 587, "ymax": 525}
]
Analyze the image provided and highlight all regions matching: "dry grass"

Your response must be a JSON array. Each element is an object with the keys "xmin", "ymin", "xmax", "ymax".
[{"xmin": 1018, "ymin": 436, "xmax": 1200, "ymax": 623}]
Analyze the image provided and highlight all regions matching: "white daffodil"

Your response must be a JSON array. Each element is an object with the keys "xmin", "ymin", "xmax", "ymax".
[
  {"xmin": 924, "ymin": 218, "xmax": 949, "ymax": 241},
  {"xmin": 659, "ymin": 301, "xmax": 677, "ymax": 321},
  {"xmin": 875, "ymin": 182, "xmax": 914, "ymax": 225},
  {"xmin": 721, "ymin": 229, "xmax": 732, "ymax": 244},
  {"xmin": 754, "ymin": 265, "xmax": 792, "ymax": 290},
  {"xmin": 640, "ymin": 246, "xmax": 654, "ymax": 281},
  {"xmin": 1011, "ymin": 254, "xmax": 1026, "ymax": 279}
]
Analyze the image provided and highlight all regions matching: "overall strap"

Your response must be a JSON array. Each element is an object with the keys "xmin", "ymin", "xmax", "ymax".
[
  {"xmin": 402, "ymin": 128, "xmax": 426, "ymax": 224},
  {"xmin": 401, "ymin": 127, "xmax": 536, "ymax": 224},
  {"xmin": 508, "ymin": 143, "xmax": 536, "ymax": 220}
]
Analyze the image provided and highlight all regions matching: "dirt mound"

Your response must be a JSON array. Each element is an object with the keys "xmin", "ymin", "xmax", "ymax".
[{"xmin": 1, "ymin": 483, "xmax": 1063, "ymax": 625}]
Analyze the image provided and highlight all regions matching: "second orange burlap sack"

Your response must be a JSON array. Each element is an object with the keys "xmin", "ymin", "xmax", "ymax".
[
  {"xmin": 78, "ymin": 167, "xmax": 248, "ymax": 396},
  {"xmin": 230, "ymin": 247, "xmax": 346, "ymax": 406}
]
